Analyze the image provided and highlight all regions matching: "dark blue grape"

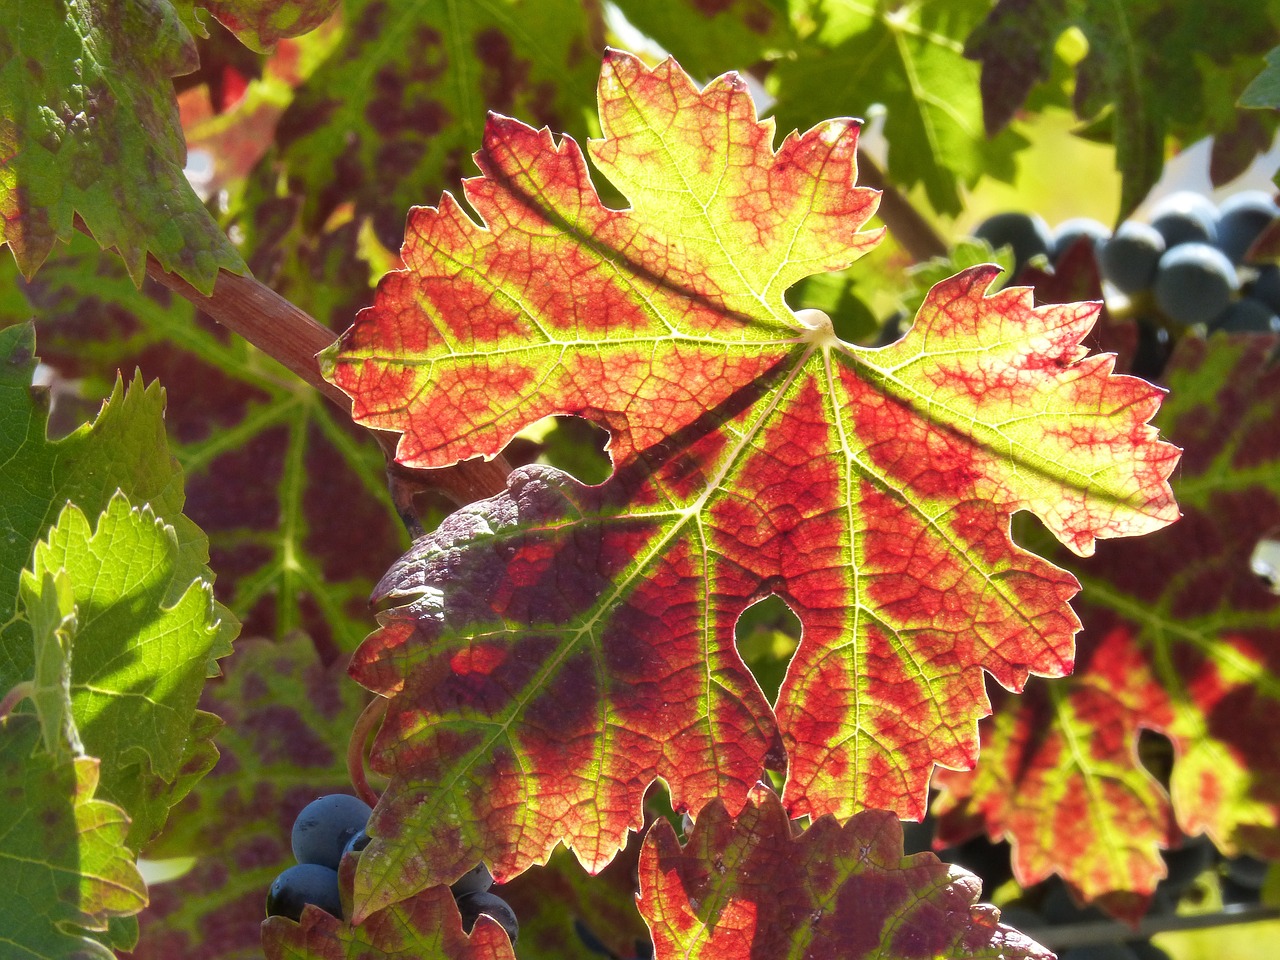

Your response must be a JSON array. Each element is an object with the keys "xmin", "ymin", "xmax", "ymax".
[
  {"xmin": 456, "ymin": 890, "xmax": 519, "ymax": 942},
  {"xmin": 1051, "ymin": 217, "xmax": 1110, "ymax": 262},
  {"xmin": 449, "ymin": 862, "xmax": 494, "ymax": 898},
  {"xmin": 1148, "ymin": 191, "xmax": 1219, "ymax": 248},
  {"xmin": 1099, "ymin": 221, "xmax": 1165, "ymax": 293},
  {"xmin": 1216, "ymin": 190, "xmax": 1277, "ymax": 263},
  {"xmin": 1250, "ymin": 263, "xmax": 1280, "ymax": 313},
  {"xmin": 266, "ymin": 863, "xmax": 342, "ymax": 921},
  {"xmin": 291, "ymin": 794, "xmax": 372, "ymax": 869},
  {"xmin": 342, "ymin": 828, "xmax": 371, "ymax": 861},
  {"xmin": 1211, "ymin": 296, "xmax": 1280, "ymax": 333},
  {"xmin": 1153, "ymin": 242, "xmax": 1237, "ymax": 324},
  {"xmin": 973, "ymin": 211, "xmax": 1053, "ymax": 277}
]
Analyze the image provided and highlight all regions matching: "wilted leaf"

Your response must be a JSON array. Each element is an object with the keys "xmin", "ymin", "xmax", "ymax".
[
  {"xmin": 131, "ymin": 634, "xmax": 368, "ymax": 960},
  {"xmin": 0, "ymin": 0, "xmax": 245, "ymax": 291},
  {"xmin": 325, "ymin": 51, "xmax": 1178, "ymax": 917},
  {"xmin": 0, "ymin": 714, "xmax": 148, "ymax": 960},
  {"xmin": 23, "ymin": 493, "xmax": 230, "ymax": 846},
  {"xmin": 934, "ymin": 334, "xmax": 1280, "ymax": 918},
  {"xmin": 637, "ymin": 783, "xmax": 1051, "ymax": 960}
]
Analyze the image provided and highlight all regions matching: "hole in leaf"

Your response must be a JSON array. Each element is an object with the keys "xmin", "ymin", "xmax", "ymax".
[
  {"xmin": 735, "ymin": 594, "xmax": 801, "ymax": 707},
  {"xmin": 1137, "ymin": 728, "xmax": 1174, "ymax": 788},
  {"xmin": 1251, "ymin": 532, "xmax": 1280, "ymax": 595},
  {"xmin": 516, "ymin": 415, "xmax": 613, "ymax": 485}
]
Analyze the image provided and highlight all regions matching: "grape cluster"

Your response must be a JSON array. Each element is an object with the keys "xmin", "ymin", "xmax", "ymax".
[
  {"xmin": 974, "ymin": 189, "xmax": 1280, "ymax": 341},
  {"xmin": 265, "ymin": 793, "xmax": 518, "ymax": 943}
]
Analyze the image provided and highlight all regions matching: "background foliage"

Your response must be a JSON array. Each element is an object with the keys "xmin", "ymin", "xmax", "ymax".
[{"xmin": 2, "ymin": 1, "xmax": 1279, "ymax": 958}]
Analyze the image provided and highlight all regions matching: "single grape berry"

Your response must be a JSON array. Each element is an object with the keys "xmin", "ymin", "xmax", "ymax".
[
  {"xmin": 972, "ymin": 211, "xmax": 1052, "ymax": 277},
  {"xmin": 342, "ymin": 828, "xmax": 371, "ymax": 861},
  {"xmin": 1050, "ymin": 217, "xmax": 1109, "ymax": 263},
  {"xmin": 1215, "ymin": 190, "xmax": 1277, "ymax": 263},
  {"xmin": 1250, "ymin": 263, "xmax": 1280, "ymax": 313},
  {"xmin": 456, "ymin": 890, "xmax": 519, "ymax": 942},
  {"xmin": 266, "ymin": 863, "xmax": 342, "ymax": 922},
  {"xmin": 1148, "ymin": 190, "xmax": 1219, "ymax": 248},
  {"xmin": 1099, "ymin": 221, "xmax": 1165, "ymax": 294},
  {"xmin": 450, "ymin": 862, "xmax": 494, "ymax": 898},
  {"xmin": 292, "ymin": 794, "xmax": 373, "ymax": 870},
  {"xmin": 1210, "ymin": 296, "xmax": 1280, "ymax": 333},
  {"xmin": 1153, "ymin": 242, "xmax": 1237, "ymax": 325}
]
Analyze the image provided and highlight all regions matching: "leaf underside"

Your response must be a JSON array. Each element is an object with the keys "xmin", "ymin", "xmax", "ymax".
[{"xmin": 323, "ymin": 50, "xmax": 1179, "ymax": 919}]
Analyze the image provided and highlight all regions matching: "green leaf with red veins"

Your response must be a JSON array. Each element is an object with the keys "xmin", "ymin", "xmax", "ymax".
[
  {"xmin": 0, "ymin": 715, "xmax": 148, "ymax": 960},
  {"xmin": 132, "ymin": 635, "xmax": 367, "ymax": 959},
  {"xmin": 262, "ymin": 864, "xmax": 514, "ymax": 960},
  {"xmin": 0, "ymin": 0, "xmax": 246, "ymax": 292},
  {"xmin": 637, "ymin": 783, "xmax": 1051, "ymax": 960},
  {"xmin": 328, "ymin": 51, "xmax": 1177, "ymax": 918},
  {"xmin": 258, "ymin": 0, "xmax": 604, "ymax": 251},
  {"xmin": 934, "ymin": 334, "xmax": 1280, "ymax": 919}
]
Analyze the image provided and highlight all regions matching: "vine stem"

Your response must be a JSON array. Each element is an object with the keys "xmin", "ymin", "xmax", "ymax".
[
  {"xmin": 347, "ymin": 696, "xmax": 389, "ymax": 807},
  {"xmin": 856, "ymin": 151, "xmax": 948, "ymax": 262},
  {"xmin": 141, "ymin": 255, "xmax": 511, "ymax": 507},
  {"xmin": 0, "ymin": 682, "xmax": 33, "ymax": 722}
]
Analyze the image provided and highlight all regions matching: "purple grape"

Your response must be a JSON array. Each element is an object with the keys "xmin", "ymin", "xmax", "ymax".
[
  {"xmin": 291, "ymin": 794, "xmax": 372, "ymax": 869},
  {"xmin": 1100, "ymin": 221, "xmax": 1165, "ymax": 294},
  {"xmin": 1051, "ymin": 217, "xmax": 1110, "ymax": 262},
  {"xmin": 456, "ymin": 890, "xmax": 518, "ymax": 942},
  {"xmin": 1153, "ymin": 242, "xmax": 1237, "ymax": 324},
  {"xmin": 266, "ymin": 863, "xmax": 342, "ymax": 921},
  {"xmin": 973, "ymin": 211, "xmax": 1053, "ymax": 277},
  {"xmin": 1148, "ymin": 190, "xmax": 1218, "ymax": 248},
  {"xmin": 449, "ymin": 862, "xmax": 494, "ymax": 898},
  {"xmin": 1216, "ymin": 190, "xmax": 1277, "ymax": 263}
]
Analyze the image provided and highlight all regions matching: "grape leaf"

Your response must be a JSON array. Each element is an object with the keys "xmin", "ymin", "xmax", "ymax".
[
  {"xmin": 933, "ymin": 334, "xmax": 1280, "ymax": 918},
  {"xmin": 0, "ymin": 0, "xmax": 246, "ymax": 292},
  {"xmin": 608, "ymin": 0, "xmax": 792, "ymax": 79},
  {"xmin": 255, "ymin": 0, "xmax": 604, "ymax": 250},
  {"xmin": 637, "ymin": 783, "xmax": 1051, "ymax": 960},
  {"xmin": 325, "ymin": 51, "xmax": 1178, "ymax": 917},
  {"xmin": 185, "ymin": 0, "xmax": 340, "ymax": 52},
  {"xmin": 262, "ymin": 854, "xmax": 515, "ymax": 960},
  {"xmin": 22, "ymin": 493, "xmax": 231, "ymax": 847},
  {"xmin": 965, "ymin": 0, "xmax": 1280, "ymax": 217},
  {"xmin": 769, "ymin": 0, "xmax": 1024, "ymax": 215},
  {"xmin": 0, "ymin": 714, "xmax": 148, "ymax": 960},
  {"xmin": 0, "ymin": 320, "xmax": 237, "ymax": 845},
  {"xmin": 9, "ymin": 233, "xmax": 403, "ymax": 657},
  {"xmin": 24, "ymin": 568, "xmax": 83, "ymax": 758},
  {"xmin": 1241, "ymin": 45, "xmax": 1280, "ymax": 109},
  {"xmin": 130, "ymin": 635, "xmax": 368, "ymax": 959}
]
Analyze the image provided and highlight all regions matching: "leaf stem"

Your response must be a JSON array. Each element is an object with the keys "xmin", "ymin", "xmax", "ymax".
[
  {"xmin": 0, "ymin": 682, "xmax": 33, "ymax": 722},
  {"xmin": 347, "ymin": 695, "xmax": 388, "ymax": 807}
]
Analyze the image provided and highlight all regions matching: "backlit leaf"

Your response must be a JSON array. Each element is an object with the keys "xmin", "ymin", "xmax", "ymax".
[
  {"xmin": 186, "ymin": 0, "xmax": 340, "ymax": 52},
  {"xmin": 23, "ymin": 493, "xmax": 230, "ymax": 847},
  {"xmin": 0, "ymin": 714, "xmax": 148, "ymax": 960},
  {"xmin": 0, "ymin": 0, "xmax": 245, "ymax": 291},
  {"xmin": 326, "ymin": 51, "xmax": 1178, "ymax": 918},
  {"xmin": 637, "ymin": 783, "xmax": 1051, "ymax": 960},
  {"xmin": 933, "ymin": 334, "xmax": 1280, "ymax": 918}
]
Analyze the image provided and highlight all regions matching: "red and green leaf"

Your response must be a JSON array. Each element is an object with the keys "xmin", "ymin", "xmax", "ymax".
[
  {"xmin": 324, "ymin": 51, "xmax": 1178, "ymax": 918},
  {"xmin": 187, "ymin": 0, "xmax": 340, "ymax": 52},
  {"xmin": 933, "ymin": 334, "xmax": 1280, "ymax": 918},
  {"xmin": 638, "ymin": 783, "xmax": 1051, "ymax": 960},
  {"xmin": 0, "ymin": 0, "xmax": 246, "ymax": 292}
]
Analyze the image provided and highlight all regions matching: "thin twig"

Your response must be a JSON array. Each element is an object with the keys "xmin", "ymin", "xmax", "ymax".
[
  {"xmin": 347, "ymin": 696, "xmax": 389, "ymax": 807},
  {"xmin": 856, "ymin": 150, "xmax": 949, "ymax": 262}
]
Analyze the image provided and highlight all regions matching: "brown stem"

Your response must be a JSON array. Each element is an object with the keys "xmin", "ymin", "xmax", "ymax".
[
  {"xmin": 856, "ymin": 150, "xmax": 948, "ymax": 262},
  {"xmin": 347, "ymin": 696, "xmax": 388, "ymax": 807},
  {"xmin": 142, "ymin": 257, "xmax": 512, "ymax": 508}
]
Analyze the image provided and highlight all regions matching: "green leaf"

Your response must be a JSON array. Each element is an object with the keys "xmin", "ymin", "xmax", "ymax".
[
  {"xmin": 0, "ymin": 714, "xmax": 148, "ymax": 960},
  {"xmin": 608, "ymin": 0, "xmax": 792, "ymax": 79},
  {"xmin": 1241, "ymin": 46, "xmax": 1280, "ymax": 109},
  {"xmin": 22, "ymin": 568, "xmax": 83, "ymax": 758},
  {"xmin": 770, "ymin": 0, "xmax": 1023, "ymax": 215},
  {"xmin": 0, "ymin": 0, "xmax": 246, "ymax": 291},
  {"xmin": 22, "ymin": 493, "xmax": 230, "ymax": 847}
]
